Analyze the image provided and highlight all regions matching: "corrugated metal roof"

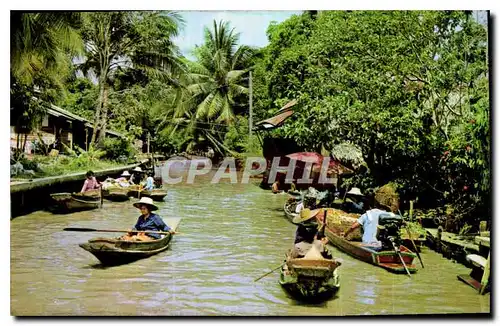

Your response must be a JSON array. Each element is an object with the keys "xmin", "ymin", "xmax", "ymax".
[{"xmin": 48, "ymin": 104, "xmax": 124, "ymax": 138}]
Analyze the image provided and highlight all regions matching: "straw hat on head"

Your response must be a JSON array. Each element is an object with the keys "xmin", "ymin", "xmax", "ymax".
[
  {"xmin": 133, "ymin": 167, "xmax": 144, "ymax": 173},
  {"xmin": 121, "ymin": 170, "xmax": 131, "ymax": 177},
  {"xmin": 347, "ymin": 187, "xmax": 363, "ymax": 197},
  {"xmin": 133, "ymin": 197, "xmax": 158, "ymax": 211},
  {"xmin": 292, "ymin": 208, "xmax": 321, "ymax": 224}
]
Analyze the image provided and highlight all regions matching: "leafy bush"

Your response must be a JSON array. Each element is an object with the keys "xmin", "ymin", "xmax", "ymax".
[{"xmin": 100, "ymin": 137, "xmax": 136, "ymax": 161}]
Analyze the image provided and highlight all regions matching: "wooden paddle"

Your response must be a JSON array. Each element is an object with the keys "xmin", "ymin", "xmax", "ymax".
[
  {"xmin": 399, "ymin": 210, "xmax": 424, "ymax": 268},
  {"xmin": 63, "ymin": 227, "xmax": 177, "ymax": 235},
  {"xmin": 390, "ymin": 239, "xmax": 411, "ymax": 277},
  {"xmin": 99, "ymin": 185, "xmax": 103, "ymax": 208},
  {"xmin": 254, "ymin": 263, "xmax": 285, "ymax": 282}
]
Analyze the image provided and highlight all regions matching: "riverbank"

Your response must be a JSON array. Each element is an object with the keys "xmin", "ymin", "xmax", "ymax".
[{"xmin": 10, "ymin": 158, "xmax": 149, "ymax": 218}]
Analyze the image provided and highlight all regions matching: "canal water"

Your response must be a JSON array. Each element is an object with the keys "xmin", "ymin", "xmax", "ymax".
[{"xmin": 11, "ymin": 171, "xmax": 490, "ymax": 316}]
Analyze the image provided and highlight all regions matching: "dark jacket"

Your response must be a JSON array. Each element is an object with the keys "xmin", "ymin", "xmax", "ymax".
[
  {"xmin": 133, "ymin": 213, "xmax": 171, "ymax": 239},
  {"xmin": 294, "ymin": 224, "xmax": 318, "ymax": 244}
]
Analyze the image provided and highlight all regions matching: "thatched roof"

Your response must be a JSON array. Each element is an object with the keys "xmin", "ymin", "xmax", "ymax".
[{"xmin": 329, "ymin": 142, "xmax": 365, "ymax": 167}]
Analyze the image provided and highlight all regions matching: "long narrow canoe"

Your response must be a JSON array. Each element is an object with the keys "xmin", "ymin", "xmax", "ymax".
[
  {"xmin": 315, "ymin": 214, "xmax": 418, "ymax": 274},
  {"xmin": 51, "ymin": 191, "xmax": 100, "ymax": 212},
  {"xmin": 140, "ymin": 189, "xmax": 168, "ymax": 202},
  {"xmin": 283, "ymin": 200, "xmax": 299, "ymax": 224},
  {"xmin": 79, "ymin": 217, "xmax": 180, "ymax": 266},
  {"xmin": 102, "ymin": 186, "xmax": 130, "ymax": 202},
  {"xmin": 280, "ymin": 248, "xmax": 341, "ymax": 300}
]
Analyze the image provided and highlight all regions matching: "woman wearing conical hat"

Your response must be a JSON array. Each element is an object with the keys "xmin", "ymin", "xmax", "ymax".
[
  {"xmin": 121, "ymin": 197, "xmax": 174, "ymax": 241},
  {"xmin": 290, "ymin": 208, "xmax": 330, "ymax": 259}
]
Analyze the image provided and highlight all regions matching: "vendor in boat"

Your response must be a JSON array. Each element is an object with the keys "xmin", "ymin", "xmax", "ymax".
[
  {"xmin": 342, "ymin": 187, "xmax": 365, "ymax": 213},
  {"xmin": 341, "ymin": 197, "xmax": 391, "ymax": 248},
  {"xmin": 291, "ymin": 208, "xmax": 331, "ymax": 259},
  {"xmin": 116, "ymin": 171, "xmax": 132, "ymax": 187},
  {"xmin": 121, "ymin": 197, "xmax": 173, "ymax": 241},
  {"xmin": 271, "ymin": 179, "xmax": 282, "ymax": 194},
  {"xmin": 144, "ymin": 172, "xmax": 155, "ymax": 191},
  {"xmin": 130, "ymin": 166, "xmax": 145, "ymax": 185},
  {"xmin": 81, "ymin": 170, "xmax": 101, "ymax": 193}
]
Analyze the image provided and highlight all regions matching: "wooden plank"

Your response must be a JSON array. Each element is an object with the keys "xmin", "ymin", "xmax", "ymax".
[
  {"xmin": 425, "ymin": 228, "xmax": 479, "ymax": 251},
  {"xmin": 474, "ymin": 236, "xmax": 490, "ymax": 248},
  {"xmin": 480, "ymin": 252, "xmax": 490, "ymax": 295},
  {"xmin": 466, "ymin": 254, "xmax": 487, "ymax": 269}
]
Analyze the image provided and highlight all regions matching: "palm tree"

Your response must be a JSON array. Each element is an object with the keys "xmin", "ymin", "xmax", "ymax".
[
  {"xmin": 10, "ymin": 12, "xmax": 83, "ymax": 151},
  {"xmin": 11, "ymin": 12, "xmax": 83, "ymax": 86},
  {"xmin": 164, "ymin": 20, "xmax": 254, "ymax": 156},
  {"xmin": 78, "ymin": 11, "xmax": 184, "ymax": 146},
  {"xmin": 175, "ymin": 20, "xmax": 255, "ymax": 124}
]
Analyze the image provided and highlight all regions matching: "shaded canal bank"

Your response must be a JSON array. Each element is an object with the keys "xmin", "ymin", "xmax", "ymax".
[
  {"xmin": 10, "ymin": 161, "xmax": 146, "ymax": 218},
  {"xmin": 11, "ymin": 173, "xmax": 490, "ymax": 316}
]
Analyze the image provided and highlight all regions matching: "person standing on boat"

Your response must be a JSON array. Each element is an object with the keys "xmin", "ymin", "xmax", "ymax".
[
  {"xmin": 341, "ymin": 199, "xmax": 389, "ymax": 247},
  {"xmin": 122, "ymin": 197, "xmax": 173, "ymax": 241},
  {"xmin": 291, "ymin": 208, "xmax": 330, "ymax": 258},
  {"xmin": 81, "ymin": 170, "xmax": 100, "ymax": 193}
]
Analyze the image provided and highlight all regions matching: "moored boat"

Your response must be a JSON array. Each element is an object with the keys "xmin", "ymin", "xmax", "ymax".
[
  {"xmin": 140, "ymin": 189, "xmax": 168, "ymax": 201},
  {"xmin": 102, "ymin": 186, "xmax": 130, "ymax": 202},
  {"xmin": 50, "ymin": 191, "xmax": 100, "ymax": 212},
  {"xmin": 279, "ymin": 249, "xmax": 341, "ymax": 300},
  {"xmin": 127, "ymin": 184, "xmax": 143, "ymax": 198},
  {"xmin": 79, "ymin": 218, "xmax": 180, "ymax": 266},
  {"xmin": 316, "ymin": 213, "xmax": 418, "ymax": 273},
  {"xmin": 283, "ymin": 192, "xmax": 302, "ymax": 224},
  {"xmin": 283, "ymin": 201, "xmax": 299, "ymax": 224}
]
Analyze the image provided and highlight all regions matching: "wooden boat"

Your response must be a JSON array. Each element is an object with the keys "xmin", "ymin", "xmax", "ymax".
[
  {"xmin": 127, "ymin": 185, "xmax": 143, "ymax": 198},
  {"xmin": 102, "ymin": 186, "xmax": 130, "ymax": 202},
  {"xmin": 283, "ymin": 200, "xmax": 299, "ymax": 224},
  {"xmin": 457, "ymin": 253, "xmax": 490, "ymax": 294},
  {"xmin": 316, "ymin": 214, "xmax": 418, "ymax": 274},
  {"xmin": 283, "ymin": 191, "xmax": 302, "ymax": 224},
  {"xmin": 79, "ymin": 218, "xmax": 180, "ymax": 266},
  {"xmin": 140, "ymin": 189, "xmax": 168, "ymax": 202},
  {"xmin": 50, "ymin": 190, "xmax": 100, "ymax": 212},
  {"xmin": 279, "ymin": 248, "xmax": 341, "ymax": 300}
]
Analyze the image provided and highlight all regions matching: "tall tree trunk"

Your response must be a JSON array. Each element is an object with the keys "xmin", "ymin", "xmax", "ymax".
[
  {"xmin": 90, "ymin": 77, "xmax": 105, "ymax": 146},
  {"xmin": 22, "ymin": 133, "xmax": 28, "ymax": 152},
  {"xmin": 96, "ymin": 82, "xmax": 109, "ymax": 146}
]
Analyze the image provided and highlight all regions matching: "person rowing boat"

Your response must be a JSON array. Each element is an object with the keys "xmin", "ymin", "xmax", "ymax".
[{"xmin": 121, "ymin": 197, "xmax": 174, "ymax": 241}]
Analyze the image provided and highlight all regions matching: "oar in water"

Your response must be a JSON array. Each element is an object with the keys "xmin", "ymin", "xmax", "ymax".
[
  {"xmin": 254, "ymin": 263, "xmax": 285, "ymax": 282},
  {"xmin": 390, "ymin": 239, "xmax": 411, "ymax": 277},
  {"xmin": 404, "ymin": 224, "xmax": 424, "ymax": 268},
  {"xmin": 399, "ymin": 210, "xmax": 425, "ymax": 268},
  {"xmin": 63, "ymin": 227, "xmax": 178, "ymax": 235}
]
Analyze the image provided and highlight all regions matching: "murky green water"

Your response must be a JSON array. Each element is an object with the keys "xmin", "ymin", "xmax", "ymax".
[{"xmin": 11, "ymin": 172, "xmax": 490, "ymax": 316}]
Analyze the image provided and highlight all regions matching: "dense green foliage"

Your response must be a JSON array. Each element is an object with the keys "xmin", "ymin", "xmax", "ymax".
[
  {"xmin": 10, "ymin": 12, "xmax": 83, "ymax": 150},
  {"xmin": 252, "ymin": 11, "xmax": 490, "ymax": 231},
  {"xmin": 11, "ymin": 11, "xmax": 490, "ymax": 231}
]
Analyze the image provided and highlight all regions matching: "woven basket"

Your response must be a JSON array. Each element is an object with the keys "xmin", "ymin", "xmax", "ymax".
[{"xmin": 317, "ymin": 208, "xmax": 362, "ymax": 241}]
